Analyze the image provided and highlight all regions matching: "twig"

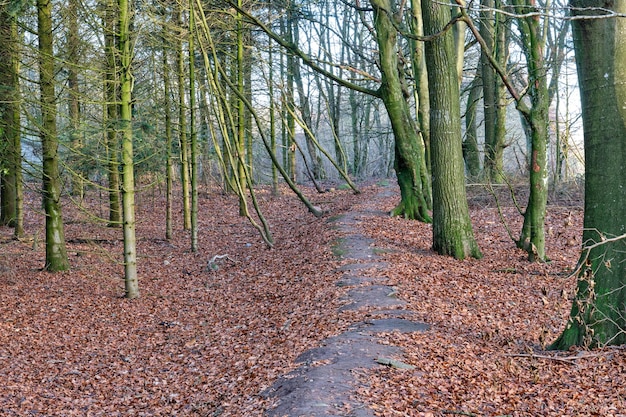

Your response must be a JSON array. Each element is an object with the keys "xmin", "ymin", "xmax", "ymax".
[
  {"xmin": 503, "ymin": 352, "xmax": 608, "ymax": 364},
  {"xmin": 441, "ymin": 410, "xmax": 479, "ymax": 417}
]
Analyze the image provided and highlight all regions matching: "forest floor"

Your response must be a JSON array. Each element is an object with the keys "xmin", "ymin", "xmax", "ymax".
[{"xmin": 1, "ymin": 180, "xmax": 625, "ymax": 416}]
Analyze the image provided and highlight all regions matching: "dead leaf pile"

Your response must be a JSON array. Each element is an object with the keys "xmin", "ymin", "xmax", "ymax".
[{"xmin": 1, "ymin": 182, "xmax": 621, "ymax": 416}]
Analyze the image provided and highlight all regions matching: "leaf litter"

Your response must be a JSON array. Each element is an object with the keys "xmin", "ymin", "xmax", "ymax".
[{"xmin": 0, "ymin": 182, "xmax": 623, "ymax": 416}]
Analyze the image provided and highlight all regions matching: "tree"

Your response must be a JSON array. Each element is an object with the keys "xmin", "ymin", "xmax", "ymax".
[
  {"xmin": 479, "ymin": 0, "xmax": 508, "ymax": 182},
  {"xmin": 370, "ymin": 0, "xmax": 432, "ymax": 222},
  {"xmin": 0, "ymin": 2, "xmax": 24, "ymax": 238},
  {"xmin": 103, "ymin": 0, "xmax": 122, "ymax": 227},
  {"xmin": 118, "ymin": 0, "xmax": 139, "ymax": 298},
  {"xmin": 421, "ymin": 0, "xmax": 481, "ymax": 259},
  {"xmin": 552, "ymin": 1, "xmax": 626, "ymax": 349},
  {"xmin": 176, "ymin": 6, "xmax": 191, "ymax": 230},
  {"xmin": 37, "ymin": 0, "xmax": 70, "ymax": 271}
]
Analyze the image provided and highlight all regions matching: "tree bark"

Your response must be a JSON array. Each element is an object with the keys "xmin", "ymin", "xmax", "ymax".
[
  {"xmin": 37, "ymin": 0, "xmax": 70, "ymax": 271},
  {"xmin": 0, "ymin": 7, "xmax": 23, "ymax": 237},
  {"xmin": 176, "ymin": 7, "xmax": 191, "ymax": 230},
  {"xmin": 421, "ymin": 0, "xmax": 481, "ymax": 259},
  {"xmin": 513, "ymin": 0, "xmax": 549, "ymax": 262},
  {"xmin": 370, "ymin": 0, "xmax": 431, "ymax": 222},
  {"xmin": 189, "ymin": 2, "xmax": 198, "ymax": 252},
  {"xmin": 552, "ymin": 0, "xmax": 626, "ymax": 349},
  {"xmin": 103, "ymin": 0, "xmax": 122, "ymax": 227},
  {"xmin": 463, "ymin": 72, "xmax": 481, "ymax": 179},
  {"xmin": 119, "ymin": 0, "xmax": 138, "ymax": 298}
]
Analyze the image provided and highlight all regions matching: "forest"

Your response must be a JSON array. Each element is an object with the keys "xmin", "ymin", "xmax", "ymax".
[{"xmin": 1, "ymin": 0, "xmax": 626, "ymax": 415}]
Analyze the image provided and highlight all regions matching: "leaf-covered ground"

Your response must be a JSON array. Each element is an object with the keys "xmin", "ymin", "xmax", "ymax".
[{"xmin": 1, "ymin": 182, "xmax": 623, "ymax": 416}]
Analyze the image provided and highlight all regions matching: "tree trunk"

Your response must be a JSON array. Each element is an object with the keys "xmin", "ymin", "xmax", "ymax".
[
  {"xmin": 370, "ymin": 0, "xmax": 431, "ymax": 222},
  {"xmin": 480, "ymin": 0, "xmax": 506, "ymax": 182},
  {"xmin": 161, "ymin": 22, "xmax": 174, "ymax": 241},
  {"xmin": 421, "ymin": 0, "xmax": 482, "ymax": 259},
  {"xmin": 103, "ymin": 0, "xmax": 122, "ymax": 227},
  {"xmin": 189, "ymin": 3, "xmax": 198, "ymax": 252},
  {"xmin": 463, "ymin": 72, "xmax": 481, "ymax": 179},
  {"xmin": 118, "ymin": 0, "xmax": 138, "ymax": 298},
  {"xmin": 552, "ymin": 1, "xmax": 626, "ymax": 349},
  {"xmin": 409, "ymin": 0, "xmax": 431, "ymax": 171},
  {"xmin": 513, "ymin": 0, "xmax": 549, "ymax": 262},
  {"xmin": 0, "ymin": 7, "xmax": 23, "ymax": 237},
  {"xmin": 37, "ymin": 0, "xmax": 70, "ymax": 271},
  {"xmin": 67, "ymin": 0, "xmax": 83, "ymax": 200},
  {"xmin": 176, "ymin": 8, "xmax": 191, "ymax": 230}
]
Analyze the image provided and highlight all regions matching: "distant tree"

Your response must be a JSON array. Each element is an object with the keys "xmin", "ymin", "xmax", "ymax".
[{"xmin": 552, "ymin": 1, "xmax": 626, "ymax": 349}]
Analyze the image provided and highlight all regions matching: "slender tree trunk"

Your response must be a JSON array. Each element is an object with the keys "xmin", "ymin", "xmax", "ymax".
[
  {"xmin": 118, "ymin": 0, "xmax": 138, "ymax": 298},
  {"xmin": 552, "ymin": 0, "xmax": 626, "ymax": 349},
  {"xmin": 176, "ymin": 8, "xmax": 191, "ymax": 230},
  {"xmin": 161, "ymin": 25, "xmax": 174, "ymax": 240},
  {"xmin": 422, "ymin": 0, "xmax": 482, "ymax": 259},
  {"xmin": 104, "ymin": 0, "xmax": 122, "ymax": 227},
  {"xmin": 370, "ymin": 0, "xmax": 431, "ymax": 222},
  {"xmin": 189, "ymin": 3, "xmax": 198, "ymax": 252},
  {"xmin": 409, "ymin": 0, "xmax": 431, "ymax": 171},
  {"xmin": 268, "ymin": 18, "xmax": 278, "ymax": 195},
  {"xmin": 37, "ymin": 0, "xmax": 70, "ymax": 271},
  {"xmin": 67, "ymin": 0, "xmax": 83, "ymax": 201},
  {"xmin": 235, "ymin": 0, "xmax": 248, "ymax": 214},
  {"xmin": 514, "ymin": 0, "xmax": 549, "ymax": 262},
  {"xmin": 480, "ymin": 0, "xmax": 505, "ymax": 182},
  {"xmin": 463, "ymin": 72, "xmax": 481, "ymax": 179}
]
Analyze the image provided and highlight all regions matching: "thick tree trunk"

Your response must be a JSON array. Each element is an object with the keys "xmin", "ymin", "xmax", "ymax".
[
  {"xmin": 371, "ymin": 0, "xmax": 431, "ymax": 222},
  {"xmin": 422, "ymin": 0, "xmax": 481, "ymax": 259},
  {"xmin": 37, "ymin": 0, "xmax": 70, "ymax": 271},
  {"xmin": 552, "ymin": 1, "xmax": 626, "ymax": 349}
]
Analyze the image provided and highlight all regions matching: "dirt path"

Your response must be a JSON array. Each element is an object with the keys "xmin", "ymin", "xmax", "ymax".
[{"xmin": 262, "ymin": 187, "xmax": 428, "ymax": 416}]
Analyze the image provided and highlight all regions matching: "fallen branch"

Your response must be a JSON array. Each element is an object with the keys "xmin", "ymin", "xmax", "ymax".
[
  {"xmin": 207, "ymin": 254, "xmax": 237, "ymax": 271},
  {"xmin": 503, "ymin": 352, "xmax": 607, "ymax": 364}
]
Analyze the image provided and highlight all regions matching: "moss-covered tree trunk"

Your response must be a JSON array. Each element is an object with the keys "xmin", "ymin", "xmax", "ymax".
[
  {"xmin": 421, "ymin": 0, "xmax": 482, "ymax": 259},
  {"xmin": 552, "ymin": 1, "xmax": 626, "ymax": 349},
  {"xmin": 118, "ymin": 0, "xmax": 138, "ymax": 299},
  {"xmin": 513, "ymin": 0, "xmax": 549, "ymax": 262},
  {"xmin": 370, "ymin": 0, "xmax": 431, "ymax": 222},
  {"xmin": 409, "ymin": 0, "xmax": 431, "ymax": 172},
  {"xmin": 0, "ymin": 6, "xmax": 23, "ymax": 238},
  {"xmin": 37, "ymin": 0, "xmax": 69, "ymax": 271}
]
